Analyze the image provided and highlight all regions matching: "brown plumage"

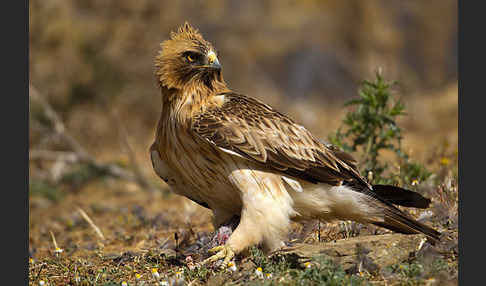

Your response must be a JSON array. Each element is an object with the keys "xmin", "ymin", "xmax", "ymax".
[{"xmin": 150, "ymin": 22, "xmax": 440, "ymax": 267}]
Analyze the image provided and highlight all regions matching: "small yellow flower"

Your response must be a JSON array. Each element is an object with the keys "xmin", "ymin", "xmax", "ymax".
[
  {"xmin": 440, "ymin": 157, "xmax": 450, "ymax": 166},
  {"xmin": 411, "ymin": 179, "xmax": 419, "ymax": 186},
  {"xmin": 135, "ymin": 273, "xmax": 141, "ymax": 280},
  {"xmin": 265, "ymin": 273, "xmax": 273, "ymax": 279},
  {"xmin": 175, "ymin": 271, "xmax": 183, "ymax": 279},
  {"xmin": 29, "ymin": 257, "xmax": 35, "ymax": 264},
  {"xmin": 304, "ymin": 262, "xmax": 312, "ymax": 268},
  {"xmin": 227, "ymin": 261, "xmax": 237, "ymax": 272},
  {"xmin": 255, "ymin": 267, "xmax": 263, "ymax": 278},
  {"xmin": 152, "ymin": 268, "xmax": 160, "ymax": 279},
  {"xmin": 54, "ymin": 247, "xmax": 63, "ymax": 254},
  {"xmin": 121, "ymin": 281, "xmax": 128, "ymax": 286}
]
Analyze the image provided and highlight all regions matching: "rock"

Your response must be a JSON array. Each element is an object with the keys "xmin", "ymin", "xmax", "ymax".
[{"xmin": 274, "ymin": 234, "xmax": 428, "ymax": 273}]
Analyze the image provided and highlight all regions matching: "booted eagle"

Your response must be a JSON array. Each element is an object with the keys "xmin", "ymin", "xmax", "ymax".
[{"xmin": 150, "ymin": 22, "xmax": 440, "ymax": 267}]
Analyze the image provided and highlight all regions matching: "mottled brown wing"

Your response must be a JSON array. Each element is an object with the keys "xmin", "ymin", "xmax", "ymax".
[{"xmin": 192, "ymin": 92, "xmax": 370, "ymax": 188}]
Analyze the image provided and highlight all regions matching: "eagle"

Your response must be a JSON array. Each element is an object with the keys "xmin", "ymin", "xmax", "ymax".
[{"xmin": 150, "ymin": 22, "xmax": 440, "ymax": 268}]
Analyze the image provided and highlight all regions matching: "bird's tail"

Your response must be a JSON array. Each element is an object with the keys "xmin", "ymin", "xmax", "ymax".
[
  {"xmin": 372, "ymin": 208, "xmax": 441, "ymax": 242},
  {"xmin": 371, "ymin": 184, "xmax": 431, "ymax": 209},
  {"xmin": 368, "ymin": 185, "xmax": 441, "ymax": 242}
]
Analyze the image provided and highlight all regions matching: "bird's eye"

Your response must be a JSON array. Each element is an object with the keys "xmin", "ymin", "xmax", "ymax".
[{"xmin": 183, "ymin": 51, "xmax": 202, "ymax": 64}]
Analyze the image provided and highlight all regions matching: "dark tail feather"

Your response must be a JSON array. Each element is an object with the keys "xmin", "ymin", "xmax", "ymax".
[
  {"xmin": 372, "ymin": 208, "xmax": 441, "ymax": 243},
  {"xmin": 372, "ymin": 184, "xmax": 431, "ymax": 209}
]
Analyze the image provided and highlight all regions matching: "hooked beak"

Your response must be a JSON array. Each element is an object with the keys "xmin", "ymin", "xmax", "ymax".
[{"xmin": 207, "ymin": 51, "xmax": 221, "ymax": 70}]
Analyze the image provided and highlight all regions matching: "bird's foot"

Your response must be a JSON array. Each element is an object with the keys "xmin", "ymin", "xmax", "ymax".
[{"xmin": 201, "ymin": 245, "xmax": 235, "ymax": 269}]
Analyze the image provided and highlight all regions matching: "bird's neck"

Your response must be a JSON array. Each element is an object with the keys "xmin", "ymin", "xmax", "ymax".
[{"xmin": 157, "ymin": 81, "xmax": 230, "ymax": 133}]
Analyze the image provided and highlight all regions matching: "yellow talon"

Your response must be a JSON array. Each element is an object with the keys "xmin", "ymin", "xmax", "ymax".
[
  {"xmin": 208, "ymin": 245, "xmax": 224, "ymax": 253},
  {"xmin": 202, "ymin": 245, "xmax": 235, "ymax": 269}
]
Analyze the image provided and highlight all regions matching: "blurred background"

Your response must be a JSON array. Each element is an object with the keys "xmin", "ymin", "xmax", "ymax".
[{"xmin": 29, "ymin": 0, "xmax": 457, "ymax": 262}]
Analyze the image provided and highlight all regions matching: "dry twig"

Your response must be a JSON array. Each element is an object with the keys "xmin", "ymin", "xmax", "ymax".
[
  {"xmin": 49, "ymin": 231, "xmax": 59, "ymax": 250},
  {"xmin": 77, "ymin": 207, "xmax": 106, "ymax": 240}
]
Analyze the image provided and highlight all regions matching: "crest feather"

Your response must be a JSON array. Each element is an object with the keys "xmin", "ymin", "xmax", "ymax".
[{"xmin": 169, "ymin": 21, "xmax": 203, "ymax": 42}]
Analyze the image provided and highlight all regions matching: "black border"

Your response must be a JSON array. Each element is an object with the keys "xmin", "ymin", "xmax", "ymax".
[
  {"xmin": 0, "ymin": 0, "xmax": 29, "ymax": 285},
  {"xmin": 459, "ymin": 0, "xmax": 480, "ymax": 284},
  {"xmin": 4, "ymin": 0, "xmax": 30, "ymax": 284}
]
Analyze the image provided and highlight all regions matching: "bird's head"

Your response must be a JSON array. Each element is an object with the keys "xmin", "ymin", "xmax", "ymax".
[{"xmin": 155, "ymin": 22, "xmax": 223, "ymax": 91}]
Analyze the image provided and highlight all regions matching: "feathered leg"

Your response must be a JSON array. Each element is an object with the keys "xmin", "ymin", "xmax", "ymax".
[{"xmin": 202, "ymin": 169, "xmax": 295, "ymax": 268}]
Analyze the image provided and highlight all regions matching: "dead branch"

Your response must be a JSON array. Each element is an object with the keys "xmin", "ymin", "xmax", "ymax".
[
  {"xmin": 29, "ymin": 150, "xmax": 79, "ymax": 163},
  {"xmin": 29, "ymin": 84, "xmax": 155, "ymax": 188},
  {"xmin": 29, "ymin": 85, "xmax": 92, "ymax": 161}
]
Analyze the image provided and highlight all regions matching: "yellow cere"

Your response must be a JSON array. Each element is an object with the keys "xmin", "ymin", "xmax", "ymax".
[{"xmin": 207, "ymin": 51, "xmax": 217, "ymax": 63}]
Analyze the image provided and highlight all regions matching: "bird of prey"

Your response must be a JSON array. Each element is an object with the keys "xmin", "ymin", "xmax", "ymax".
[{"xmin": 150, "ymin": 22, "xmax": 440, "ymax": 268}]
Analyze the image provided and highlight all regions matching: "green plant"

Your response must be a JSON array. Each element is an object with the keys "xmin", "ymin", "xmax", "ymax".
[
  {"xmin": 247, "ymin": 248, "xmax": 365, "ymax": 286},
  {"xmin": 183, "ymin": 264, "xmax": 211, "ymax": 282},
  {"xmin": 29, "ymin": 179, "xmax": 63, "ymax": 202},
  {"xmin": 328, "ymin": 71, "xmax": 430, "ymax": 185},
  {"xmin": 386, "ymin": 259, "xmax": 450, "ymax": 286},
  {"xmin": 60, "ymin": 163, "xmax": 109, "ymax": 189},
  {"xmin": 249, "ymin": 246, "xmax": 294, "ymax": 274},
  {"xmin": 288, "ymin": 256, "xmax": 365, "ymax": 286}
]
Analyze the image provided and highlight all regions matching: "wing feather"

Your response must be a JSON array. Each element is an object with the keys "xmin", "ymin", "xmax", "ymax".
[{"xmin": 192, "ymin": 92, "xmax": 370, "ymax": 188}]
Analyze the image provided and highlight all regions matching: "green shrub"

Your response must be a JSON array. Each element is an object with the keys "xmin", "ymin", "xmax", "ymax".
[
  {"xmin": 328, "ymin": 71, "xmax": 431, "ymax": 185},
  {"xmin": 248, "ymin": 247, "xmax": 365, "ymax": 285}
]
